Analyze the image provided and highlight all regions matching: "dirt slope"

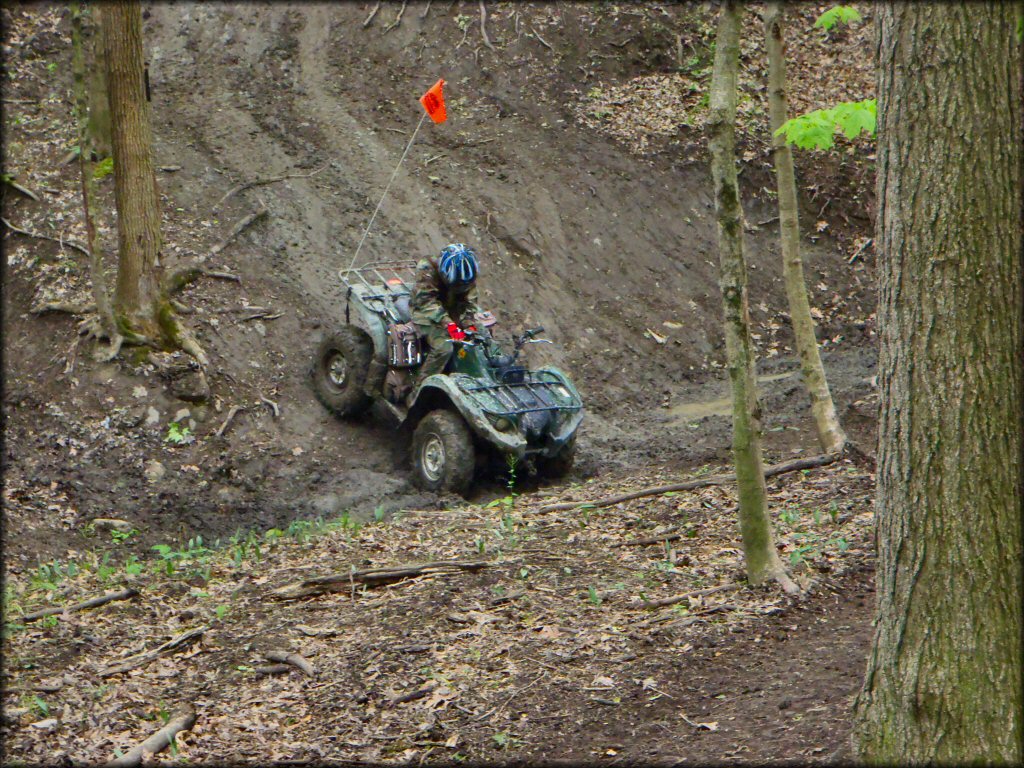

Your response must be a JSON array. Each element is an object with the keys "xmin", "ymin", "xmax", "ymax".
[{"xmin": 2, "ymin": 2, "xmax": 876, "ymax": 560}]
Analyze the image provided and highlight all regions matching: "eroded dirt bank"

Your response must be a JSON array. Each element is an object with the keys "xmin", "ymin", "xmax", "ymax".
[{"xmin": 3, "ymin": 3, "xmax": 876, "ymax": 564}]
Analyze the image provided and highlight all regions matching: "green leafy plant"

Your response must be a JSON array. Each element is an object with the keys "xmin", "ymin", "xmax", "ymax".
[
  {"xmin": 110, "ymin": 527, "xmax": 137, "ymax": 544},
  {"xmin": 164, "ymin": 422, "xmax": 192, "ymax": 444},
  {"xmin": 814, "ymin": 6, "xmax": 863, "ymax": 32},
  {"xmin": 92, "ymin": 156, "xmax": 114, "ymax": 180},
  {"xmin": 587, "ymin": 585, "xmax": 603, "ymax": 606},
  {"xmin": 774, "ymin": 99, "xmax": 876, "ymax": 150}
]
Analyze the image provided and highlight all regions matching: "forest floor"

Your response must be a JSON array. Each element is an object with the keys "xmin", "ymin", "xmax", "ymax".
[
  {"xmin": 3, "ymin": 457, "xmax": 874, "ymax": 764},
  {"xmin": 4, "ymin": 2, "xmax": 878, "ymax": 764}
]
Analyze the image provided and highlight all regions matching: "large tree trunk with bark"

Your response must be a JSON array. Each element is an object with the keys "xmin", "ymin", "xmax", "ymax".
[
  {"xmin": 71, "ymin": 3, "xmax": 118, "ymax": 348},
  {"xmin": 853, "ymin": 4, "xmax": 1022, "ymax": 763},
  {"xmin": 708, "ymin": 0, "xmax": 796, "ymax": 594},
  {"xmin": 763, "ymin": 1, "xmax": 846, "ymax": 455},
  {"xmin": 101, "ymin": 0, "xmax": 165, "ymax": 340}
]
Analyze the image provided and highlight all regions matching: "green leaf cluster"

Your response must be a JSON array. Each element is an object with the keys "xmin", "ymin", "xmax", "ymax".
[
  {"xmin": 774, "ymin": 99, "xmax": 876, "ymax": 151},
  {"xmin": 814, "ymin": 6, "xmax": 862, "ymax": 32},
  {"xmin": 92, "ymin": 156, "xmax": 114, "ymax": 180}
]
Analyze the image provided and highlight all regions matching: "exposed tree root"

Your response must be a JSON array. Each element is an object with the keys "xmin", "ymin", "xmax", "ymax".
[{"xmin": 479, "ymin": 1, "xmax": 496, "ymax": 50}]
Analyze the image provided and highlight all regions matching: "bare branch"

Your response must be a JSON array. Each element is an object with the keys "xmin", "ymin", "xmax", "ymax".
[
  {"xmin": 384, "ymin": 0, "xmax": 407, "ymax": 32},
  {"xmin": 23, "ymin": 588, "xmax": 139, "ymax": 622},
  {"xmin": 214, "ymin": 165, "xmax": 326, "ymax": 212},
  {"xmin": 2, "ymin": 217, "xmax": 90, "ymax": 256},
  {"xmin": 363, "ymin": 2, "xmax": 381, "ymax": 27}
]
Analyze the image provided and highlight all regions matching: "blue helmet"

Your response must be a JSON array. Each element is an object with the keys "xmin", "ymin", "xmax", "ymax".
[{"xmin": 438, "ymin": 243, "xmax": 479, "ymax": 288}]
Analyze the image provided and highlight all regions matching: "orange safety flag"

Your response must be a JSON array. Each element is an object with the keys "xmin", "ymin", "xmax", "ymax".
[{"xmin": 419, "ymin": 78, "xmax": 447, "ymax": 124}]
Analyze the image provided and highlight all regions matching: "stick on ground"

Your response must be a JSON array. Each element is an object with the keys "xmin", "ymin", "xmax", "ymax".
[
  {"xmin": 532, "ymin": 452, "xmax": 841, "ymax": 515},
  {"xmin": 106, "ymin": 705, "xmax": 196, "ymax": 768},
  {"xmin": 23, "ymin": 588, "xmax": 139, "ymax": 622},
  {"xmin": 273, "ymin": 560, "xmax": 494, "ymax": 599},
  {"xmin": 3, "ymin": 217, "xmax": 90, "ymax": 256},
  {"xmin": 99, "ymin": 627, "xmax": 207, "ymax": 677},
  {"xmin": 214, "ymin": 165, "xmax": 326, "ymax": 211}
]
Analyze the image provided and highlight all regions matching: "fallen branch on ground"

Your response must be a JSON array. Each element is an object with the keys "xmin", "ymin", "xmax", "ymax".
[
  {"xmin": 383, "ymin": 0, "xmax": 406, "ymax": 32},
  {"xmin": 273, "ymin": 560, "xmax": 494, "ymax": 600},
  {"xmin": 640, "ymin": 582, "xmax": 742, "ymax": 610},
  {"xmin": 4, "ymin": 178, "xmax": 41, "ymax": 201},
  {"xmin": 214, "ymin": 165, "xmax": 326, "ymax": 211},
  {"xmin": 363, "ymin": 2, "xmax": 380, "ymax": 27},
  {"xmin": 611, "ymin": 530, "xmax": 682, "ymax": 548},
  {"xmin": 531, "ymin": 452, "xmax": 841, "ymax": 515},
  {"xmin": 106, "ymin": 705, "xmax": 196, "ymax": 768},
  {"xmin": 210, "ymin": 204, "xmax": 268, "ymax": 257},
  {"xmin": 265, "ymin": 650, "xmax": 316, "ymax": 677},
  {"xmin": 99, "ymin": 627, "xmax": 207, "ymax": 677},
  {"xmin": 215, "ymin": 405, "xmax": 244, "ymax": 438},
  {"xmin": 419, "ymin": 0, "xmax": 432, "ymax": 18},
  {"xmin": 23, "ymin": 588, "xmax": 139, "ymax": 622},
  {"xmin": 389, "ymin": 683, "xmax": 436, "ymax": 707},
  {"xmin": 531, "ymin": 26, "xmax": 553, "ymax": 50},
  {"xmin": 163, "ymin": 205, "xmax": 266, "ymax": 294},
  {"xmin": 3, "ymin": 217, "xmax": 89, "ymax": 256}
]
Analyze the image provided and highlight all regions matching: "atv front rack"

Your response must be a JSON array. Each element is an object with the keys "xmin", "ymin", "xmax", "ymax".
[{"xmin": 457, "ymin": 371, "xmax": 583, "ymax": 417}]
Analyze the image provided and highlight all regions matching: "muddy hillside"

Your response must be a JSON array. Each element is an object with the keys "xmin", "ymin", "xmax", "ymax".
[{"xmin": 2, "ymin": 2, "xmax": 877, "ymax": 560}]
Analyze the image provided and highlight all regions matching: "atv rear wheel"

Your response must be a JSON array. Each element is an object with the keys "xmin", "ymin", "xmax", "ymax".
[
  {"xmin": 412, "ymin": 410, "xmax": 475, "ymax": 495},
  {"xmin": 312, "ymin": 326, "xmax": 373, "ymax": 417},
  {"xmin": 540, "ymin": 435, "xmax": 577, "ymax": 479}
]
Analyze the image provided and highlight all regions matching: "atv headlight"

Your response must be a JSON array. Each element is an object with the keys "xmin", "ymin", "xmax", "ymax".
[{"xmin": 492, "ymin": 416, "xmax": 514, "ymax": 432}]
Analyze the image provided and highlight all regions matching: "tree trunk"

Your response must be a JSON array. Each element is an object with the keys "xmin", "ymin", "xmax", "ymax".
[
  {"xmin": 71, "ymin": 3, "xmax": 116, "ymax": 340},
  {"xmin": 707, "ymin": 0, "xmax": 796, "ymax": 594},
  {"xmin": 85, "ymin": 6, "xmax": 112, "ymax": 159},
  {"xmin": 102, "ymin": 0, "xmax": 164, "ymax": 340},
  {"xmin": 853, "ymin": 4, "xmax": 1022, "ymax": 763},
  {"xmin": 763, "ymin": 1, "xmax": 846, "ymax": 455}
]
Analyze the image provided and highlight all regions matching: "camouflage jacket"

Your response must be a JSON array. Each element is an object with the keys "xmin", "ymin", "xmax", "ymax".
[{"xmin": 409, "ymin": 255, "xmax": 481, "ymax": 329}]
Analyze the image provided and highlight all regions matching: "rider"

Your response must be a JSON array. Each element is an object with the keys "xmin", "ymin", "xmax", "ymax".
[{"xmin": 410, "ymin": 243, "xmax": 486, "ymax": 385}]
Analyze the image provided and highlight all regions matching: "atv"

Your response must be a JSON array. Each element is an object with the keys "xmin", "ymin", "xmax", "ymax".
[{"xmin": 312, "ymin": 261, "xmax": 584, "ymax": 494}]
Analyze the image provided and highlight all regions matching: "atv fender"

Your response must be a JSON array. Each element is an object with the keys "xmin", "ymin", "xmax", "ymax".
[
  {"xmin": 534, "ymin": 365, "xmax": 584, "ymax": 455},
  {"xmin": 405, "ymin": 375, "xmax": 529, "ymax": 456}
]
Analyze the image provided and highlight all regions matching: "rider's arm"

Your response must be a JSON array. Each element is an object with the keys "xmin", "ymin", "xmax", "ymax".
[
  {"xmin": 457, "ymin": 282, "xmax": 483, "ymax": 329},
  {"xmin": 410, "ymin": 259, "xmax": 447, "ymax": 327}
]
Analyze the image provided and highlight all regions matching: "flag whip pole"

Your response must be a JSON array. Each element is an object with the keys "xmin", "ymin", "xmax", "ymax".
[{"xmin": 347, "ymin": 112, "xmax": 428, "ymax": 272}]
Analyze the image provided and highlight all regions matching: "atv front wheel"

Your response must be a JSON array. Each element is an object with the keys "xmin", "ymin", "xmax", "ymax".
[
  {"xmin": 312, "ymin": 326, "xmax": 373, "ymax": 417},
  {"xmin": 412, "ymin": 410, "xmax": 476, "ymax": 495},
  {"xmin": 540, "ymin": 435, "xmax": 577, "ymax": 479}
]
